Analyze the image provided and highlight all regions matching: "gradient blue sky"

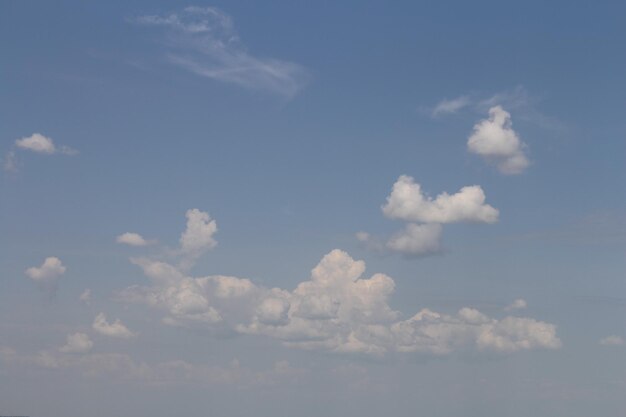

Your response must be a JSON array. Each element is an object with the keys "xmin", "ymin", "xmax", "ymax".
[{"xmin": 1, "ymin": 1, "xmax": 625, "ymax": 416}]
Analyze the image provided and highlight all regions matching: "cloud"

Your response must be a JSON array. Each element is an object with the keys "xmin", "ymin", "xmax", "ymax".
[
  {"xmin": 385, "ymin": 223, "xmax": 442, "ymax": 256},
  {"xmin": 92, "ymin": 313, "xmax": 135, "ymax": 339},
  {"xmin": 59, "ymin": 333, "xmax": 93, "ymax": 354},
  {"xmin": 136, "ymin": 7, "xmax": 309, "ymax": 98},
  {"xmin": 25, "ymin": 257, "xmax": 66, "ymax": 292},
  {"xmin": 79, "ymin": 289, "xmax": 92, "ymax": 304},
  {"xmin": 467, "ymin": 106, "xmax": 530, "ymax": 174},
  {"xmin": 14, "ymin": 133, "xmax": 77, "ymax": 155},
  {"xmin": 599, "ymin": 335, "xmax": 625, "ymax": 346},
  {"xmin": 504, "ymin": 298, "xmax": 527, "ymax": 311},
  {"xmin": 382, "ymin": 175, "xmax": 499, "ymax": 224},
  {"xmin": 179, "ymin": 208, "xmax": 218, "ymax": 255},
  {"xmin": 431, "ymin": 96, "xmax": 471, "ymax": 117},
  {"xmin": 116, "ymin": 232, "xmax": 154, "ymax": 246},
  {"xmin": 4, "ymin": 133, "xmax": 77, "ymax": 172},
  {"xmin": 117, "ymin": 213, "xmax": 560, "ymax": 356}
]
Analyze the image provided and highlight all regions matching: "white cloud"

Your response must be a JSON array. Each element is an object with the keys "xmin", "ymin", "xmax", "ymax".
[
  {"xmin": 116, "ymin": 232, "xmax": 154, "ymax": 246},
  {"xmin": 599, "ymin": 335, "xmax": 625, "ymax": 346},
  {"xmin": 3, "ymin": 150, "xmax": 17, "ymax": 172},
  {"xmin": 117, "ymin": 214, "xmax": 561, "ymax": 356},
  {"xmin": 14, "ymin": 133, "xmax": 77, "ymax": 155},
  {"xmin": 25, "ymin": 257, "xmax": 66, "ymax": 284},
  {"xmin": 385, "ymin": 223, "xmax": 442, "ymax": 256},
  {"xmin": 136, "ymin": 7, "xmax": 308, "ymax": 98},
  {"xmin": 467, "ymin": 106, "xmax": 529, "ymax": 174},
  {"xmin": 79, "ymin": 289, "xmax": 92, "ymax": 304},
  {"xmin": 180, "ymin": 208, "xmax": 218, "ymax": 255},
  {"xmin": 60, "ymin": 333, "xmax": 93, "ymax": 354},
  {"xmin": 382, "ymin": 175, "xmax": 499, "ymax": 224},
  {"xmin": 92, "ymin": 313, "xmax": 135, "ymax": 339},
  {"xmin": 504, "ymin": 298, "xmax": 527, "ymax": 311},
  {"xmin": 431, "ymin": 96, "xmax": 471, "ymax": 117}
]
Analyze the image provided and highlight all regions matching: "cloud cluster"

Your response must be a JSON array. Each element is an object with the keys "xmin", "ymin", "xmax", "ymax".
[
  {"xmin": 359, "ymin": 176, "xmax": 499, "ymax": 256},
  {"xmin": 136, "ymin": 7, "xmax": 308, "ymax": 98},
  {"xmin": 4, "ymin": 133, "xmax": 77, "ymax": 172},
  {"xmin": 92, "ymin": 313, "xmax": 135, "ymax": 339},
  {"xmin": 467, "ymin": 106, "xmax": 529, "ymax": 174},
  {"xmin": 117, "ymin": 212, "xmax": 560, "ymax": 356}
]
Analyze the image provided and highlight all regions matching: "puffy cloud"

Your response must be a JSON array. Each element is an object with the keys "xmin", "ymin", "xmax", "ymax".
[
  {"xmin": 599, "ymin": 335, "xmax": 625, "ymax": 346},
  {"xmin": 14, "ymin": 133, "xmax": 77, "ymax": 155},
  {"xmin": 504, "ymin": 298, "xmax": 527, "ymax": 311},
  {"xmin": 92, "ymin": 313, "xmax": 135, "ymax": 339},
  {"xmin": 116, "ymin": 232, "xmax": 154, "ymax": 246},
  {"xmin": 385, "ymin": 223, "xmax": 442, "ymax": 256},
  {"xmin": 382, "ymin": 175, "xmax": 499, "ymax": 224},
  {"xmin": 136, "ymin": 7, "xmax": 308, "ymax": 98},
  {"xmin": 180, "ymin": 208, "xmax": 218, "ymax": 255},
  {"xmin": 431, "ymin": 96, "xmax": 471, "ymax": 117},
  {"xmin": 60, "ymin": 333, "xmax": 93, "ymax": 354},
  {"xmin": 25, "ymin": 257, "xmax": 66, "ymax": 285},
  {"xmin": 119, "ymin": 230, "xmax": 560, "ymax": 355},
  {"xmin": 467, "ymin": 106, "xmax": 529, "ymax": 174}
]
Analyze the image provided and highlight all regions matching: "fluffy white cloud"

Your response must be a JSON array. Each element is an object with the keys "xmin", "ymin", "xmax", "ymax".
[
  {"xmin": 119, "ymin": 218, "xmax": 560, "ymax": 356},
  {"xmin": 504, "ymin": 298, "xmax": 527, "ymax": 311},
  {"xmin": 382, "ymin": 175, "xmax": 499, "ymax": 224},
  {"xmin": 14, "ymin": 133, "xmax": 77, "ymax": 155},
  {"xmin": 180, "ymin": 208, "xmax": 218, "ymax": 255},
  {"xmin": 136, "ymin": 7, "xmax": 308, "ymax": 98},
  {"xmin": 60, "ymin": 333, "xmax": 93, "ymax": 354},
  {"xmin": 25, "ymin": 257, "xmax": 66, "ymax": 283},
  {"xmin": 599, "ymin": 335, "xmax": 625, "ymax": 346},
  {"xmin": 467, "ymin": 106, "xmax": 529, "ymax": 174},
  {"xmin": 92, "ymin": 313, "xmax": 135, "ymax": 339},
  {"xmin": 116, "ymin": 232, "xmax": 153, "ymax": 246},
  {"xmin": 385, "ymin": 223, "xmax": 442, "ymax": 256}
]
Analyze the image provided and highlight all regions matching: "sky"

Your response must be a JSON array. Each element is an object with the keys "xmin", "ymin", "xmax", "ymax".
[{"xmin": 1, "ymin": 1, "xmax": 625, "ymax": 416}]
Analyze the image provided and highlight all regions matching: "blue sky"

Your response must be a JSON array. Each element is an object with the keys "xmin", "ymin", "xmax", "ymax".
[{"xmin": 1, "ymin": 1, "xmax": 625, "ymax": 416}]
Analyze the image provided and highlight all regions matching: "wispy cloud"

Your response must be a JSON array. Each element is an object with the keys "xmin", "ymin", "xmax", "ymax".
[
  {"xmin": 135, "ymin": 6, "xmax": 309, "ymax": 98},
  {"xmin": 431, "ymin": 96, "xmax": 471, "ymax": 117}
]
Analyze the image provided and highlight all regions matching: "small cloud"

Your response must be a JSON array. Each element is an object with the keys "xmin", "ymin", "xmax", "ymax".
[
  {"xmin": 179, "ymin": 208, "xmax": 218, "ymax": 255},
  {"xmin": 431, "ymin": 96, "xmax": 471, "ymax": 117},
  {"xmin": 25, "ymin": 257, "xmax": 66, "ymax": 284},
  {"xmin": 79, "ymin": 289, "xmax": 92, "ymax": 304},
  {"xmin": 385, "ymin": 223, "xmax": 442, "ymax": 257},
  {"xmin": 5, "ymin": 133, "xmax": 78, "ymax": 173},
  {"xmin": 92, "ymin": 313, "xmax": 135, "ymax": 339},
  {"xmin": 59, "ymin": 332, "xmax": 93, "ymax": 354},
  {"xmin": 3, "ymin": 150, "xmax": 17, "ymax": 172},
  {"xmin": 599, "ymin": 335, "xmax": 625, "ymax": 346},
  {"xmin": 467, "ymin": 106, "xmax": 529, "ymax": 174},
  {"xmin": 116, "ymin": 232, "xmax": 154, "ymax": 246},
  {"xmin": 504, "ymin": 298, "xmax": 527, "ymax": 311}
]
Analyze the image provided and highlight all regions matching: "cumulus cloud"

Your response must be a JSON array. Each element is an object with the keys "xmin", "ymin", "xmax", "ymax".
[
  {"xmin": 116, "ymin": 232, "xmax": 154, "ymax": 246},
  {"xmin": 504, "ymin": 298, "xmax": 527, "ymax": 311},
  {"xmin": 117, "ymin": 213, "xmax": 560, "ymax": 356},
  {"xmin": 25, "ymin": 257, "xmax": 66, "ymax": 293},
  {"xmin": 467, "ymin": 106, "xmax": 529, "ymax": 174},
  {"xmin": 431, "ymin": 96, "xmax": 471, "ymax": 117},
  {"xmin": 136, "ymin": 7, "xmax": 309, "ymax": 98},
  {"xmin": 60, "ymin": 333, "xmax": 93, "ymax": 354},
  {"xmin": 92, "ymin": 313, "xmax": 135, "ymax": 339},
  {"xmin": 180, "ymin": 208, "xmax": 218, "ymax": 254},
  {"xmin": 382, "ymin": 175, "xmax": 499, "ymax": 224},
  {"xmin": 599, "ymin": 335, "xmax": 625, "ymax": 346}
]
